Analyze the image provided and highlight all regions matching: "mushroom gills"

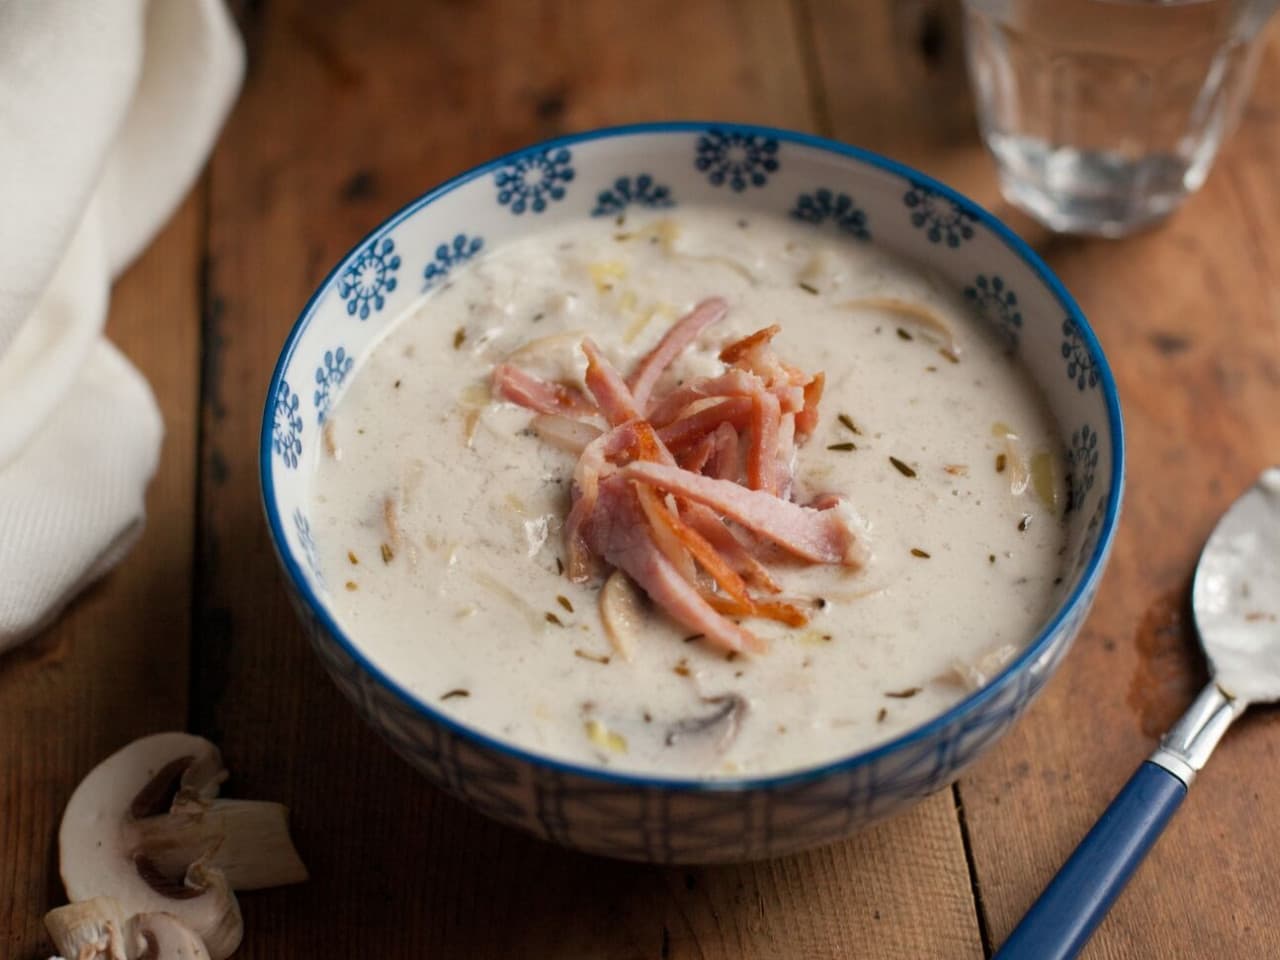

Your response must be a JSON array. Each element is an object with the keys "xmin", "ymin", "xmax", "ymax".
[
  {"xmin": 663, "ymin": 693, "xmax": 748, "ymax": 754},
  {"xmin": 45, "ymin": 896, "xmax": 211, "ymax": 960}
]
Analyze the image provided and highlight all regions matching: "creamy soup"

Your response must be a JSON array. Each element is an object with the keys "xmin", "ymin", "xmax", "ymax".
[{"xmin": 310, "ymin": 207, "xmax": 1068, "ymax": 777}]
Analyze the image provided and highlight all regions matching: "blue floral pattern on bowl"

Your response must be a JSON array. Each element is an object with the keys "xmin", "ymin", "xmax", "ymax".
[
  {"xmin": 591, "ymin": 175, "xmax": 675, "ymax": 217},
  {"xmin": 903, "ymin": 181, "xmax": 977, "ymax": 247},
  {"xmin": 791, "ymin": 189, "xmax": 870, "ymax": 241},
  {"xmin": 423, "ymin": 234, "xmax": 485, "ymax": 291},
  {"xmin": 314, "ymin": 347, "xmax": 353, "ymax": 423},
  {"xmin": 293, "ymin": 508, "xmax": 324, "ymax": 587},
  {"xmin": 695, "ymin": 130, "xmax": 779, "ymax": 192},
  {"xmin": 271, "ymin": 380, "xmax": 303, "ymax": 469},
  {"xmin": 261, "ymin": 123, "xmax": 1124, "ymax": 864},
  {"xmin": 1061, "ymin": 316, "xmax": 1099, "ymax": 390},
  {"xmin": 338, "ymin": 236, "xmax": 401, "ymax": 321},
  {"xmin": 964, "ymin": 274, "xmax": 1023, "ymax": 351},
  {"xmin": 1067, "ymin": 424, "xmax": 1100, "ymax": 514},
  {"xmin": 495, "ymin": 148, "xmax": 575, "ymax": 214}
]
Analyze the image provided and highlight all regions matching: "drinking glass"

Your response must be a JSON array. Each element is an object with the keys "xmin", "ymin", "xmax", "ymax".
[{"xmin": 962, "ymin": 0, "xmax": 1278, "ymax": 236}]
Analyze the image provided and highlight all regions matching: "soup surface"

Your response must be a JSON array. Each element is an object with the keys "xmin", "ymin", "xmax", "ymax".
[{"xmin": 310, "ymin": 207, "xmax": 1068, "ymax": 777}]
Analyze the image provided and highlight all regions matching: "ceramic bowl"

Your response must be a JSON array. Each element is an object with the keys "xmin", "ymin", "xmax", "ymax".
[{"xmin": 261, "ymin": 123, "xmax": 1124, "ymax": 863}]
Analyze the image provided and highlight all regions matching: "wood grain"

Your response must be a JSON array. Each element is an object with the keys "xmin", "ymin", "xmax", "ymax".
[
  {"xmin": 196, "ymin": 1, "xmax": 979, "ymax": 957},
  {"xmin": 957, "ymin": 28, "xmax": 1280, "ymax": 960},
  {"xmin": 0, "ymin": 190, "xmax": 203, "ymax": 957},
  {"xmin": 7, "ymin": 4, "xmax": 1278, "ymax": 959}
]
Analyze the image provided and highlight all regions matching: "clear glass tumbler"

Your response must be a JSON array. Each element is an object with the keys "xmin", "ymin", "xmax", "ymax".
[{"xmin": 962, "ymin": 0, "xmax": 1278, "ymax": 236}]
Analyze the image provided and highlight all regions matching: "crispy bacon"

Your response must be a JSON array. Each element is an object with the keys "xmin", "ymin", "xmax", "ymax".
[
  {"xmin": 709, "ymin": 421, "xmax": 740, "ymax": 482},
  {"xmin": 795, "ymin": 371, "xmax": 824, "ymax": 440},
  {"xmin": 657, "ymin": 397, "xmax": 753, "ymax": 452},
  {"xmin": 681, "ymin": 504, "xmax": 781, "ymax": 593},
  {"xmin": 679, "ymin": 435, "xmax": 716, "ymax": 474},
  {"xmin": 637, "ymin": 486, "xmax": 754, "ymax": 607},
  {"xmin": 492, "ymin": 363, "xmax": 595, "ymax": 418},
  {"xmin": 621, "ymin": 461, "xmax": 861, "ymax": 566},
  {"xmin": 703, "ymin": 592, "xmax": 810, "ymax": 628},
  {"xmin": 564, "ymin": 420, "xmax": 669, "ymax": 581},
  {"xmin": 628, "ymin": 297, "xmax": 728, "ymax": 410},
  {"xmin": 581, "ymin": 338, "xmax": 643, "ymax": 425},
  {"xmin": 587, "ymin": 476, "xmax": 763, "ymax": 654},
  {"xmin": 494, "ymin": 295, "xmax": 863, "ymax": 655},
  {"xmin": 645, "ymin": 369, "xmax": 766, "ymax": 427},
  {"xmin": 719, "ymin": 324, "xmax": 781, "ymax": 364},
  {"xmin": 774, "ymin": 412, "xmax": 797, "ymax": 500},
  {"xmin": 746, "ymin": 391, "xmax": 782, "ymax": 494},
  {"xmin": 633, "ymin": 483, "xmax": 698, "ymax": 584}
]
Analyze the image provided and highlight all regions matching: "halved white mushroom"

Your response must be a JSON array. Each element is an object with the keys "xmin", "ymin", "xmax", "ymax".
[
  {"xmin": 45, "ymin": 896, "xmax": 210, "ymax": 960},
  {"xmin": 58, "ymin": 733, "xmax": 307, "ymax": 960}
]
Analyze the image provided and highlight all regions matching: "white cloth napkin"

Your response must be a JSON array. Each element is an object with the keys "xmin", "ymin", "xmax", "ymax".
[{"xmin": 0, "ymin": 0, "xmax": 243, "ymax": 650}]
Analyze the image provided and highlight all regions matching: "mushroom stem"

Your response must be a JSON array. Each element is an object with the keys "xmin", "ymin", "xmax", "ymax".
[{"xmin": 129, "ymin": 799, "xmax": 308, "ymax": 891}]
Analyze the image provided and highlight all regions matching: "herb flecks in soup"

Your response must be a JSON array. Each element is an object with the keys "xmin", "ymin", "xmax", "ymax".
[{"xmin": 311, "ymin": 208, "xmax": 1068, "ymax": 777}]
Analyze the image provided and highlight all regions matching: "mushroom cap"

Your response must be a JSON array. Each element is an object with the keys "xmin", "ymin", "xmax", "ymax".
[{"xmin": 58, "ymin": 733, "xmax": 242, "ymax": 960}]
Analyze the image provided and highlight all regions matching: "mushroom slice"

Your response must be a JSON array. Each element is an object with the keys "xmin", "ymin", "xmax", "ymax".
[
  {"xmin": 530, "ymin": 414, "xmax": 603, "ymax": 455},
  {"xmin": 941, "ymin": 642, "xmax": 1019, "ymax": 691},
  {"xmin": 599, "ymin": 570, "xmax": 646, "ymax": 661},
  {"xmin": 838, "ymin": 296, "xmax": 961, "ymax": 360},
  {"xmin": 664, "ymin": 693, "xmax": 748, "ymax": 754},
  {"xmin": 58, "ymin": 733, "xmax": 307, "ymax": 960}
]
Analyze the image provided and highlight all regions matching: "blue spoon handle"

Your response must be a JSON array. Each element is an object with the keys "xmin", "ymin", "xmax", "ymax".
[{"xmin": 993, "ymin": 760, "xmax": 1187, "ymax": 960}]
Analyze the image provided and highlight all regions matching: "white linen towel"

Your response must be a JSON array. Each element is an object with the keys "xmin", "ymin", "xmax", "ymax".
[{"xmin": 0, "ymin": 0, "xmax": 243, "ymax": 650}]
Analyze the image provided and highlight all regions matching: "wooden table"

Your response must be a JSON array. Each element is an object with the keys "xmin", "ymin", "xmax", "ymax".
[{"xmin": 4, "ymin": 2, "xmax": 1279, "ymax": 957}]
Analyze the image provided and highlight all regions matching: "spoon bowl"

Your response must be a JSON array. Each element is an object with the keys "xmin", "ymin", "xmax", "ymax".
[{"xmin": 1193, "ymin": 466, "xmax": 1280, "ymax": 705}]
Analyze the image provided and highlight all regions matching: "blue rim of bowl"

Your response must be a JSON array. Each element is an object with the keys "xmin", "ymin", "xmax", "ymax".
[{"xmin": 261, "ymin": 121, "xmax": 1125, "ymax": 794}]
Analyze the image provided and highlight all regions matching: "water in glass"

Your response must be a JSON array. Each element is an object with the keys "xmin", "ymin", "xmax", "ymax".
[{"xmin": 963, "ymin": 0, "xmax": 1277, "ymax": 236}]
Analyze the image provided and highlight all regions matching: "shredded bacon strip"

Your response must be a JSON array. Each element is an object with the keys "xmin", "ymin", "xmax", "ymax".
[
  {"xmin": 491, "ymin": 297, "xmax": 862, "ymax": 654},
  {"xmin": 492, "ymin": 364, "xmax": 594, "ymax": 418},
  {"xmin": 657, "ymin": 397, "xmax": 753, "ymax": 452},
  {"xmin": 629, "ymin": 297, "xmax": 728, "ymax": 411},
  {"xmin": 747, "ymin": 391, "xmax": 782, "ymax": 494},
  {"xmin": 679, "ymin": 435, "xmax": 716, "ymax": 474},
  {"xmin": 795, "ymin": 371, "xmax": 824, "ymax": 441},
  {"xmin": 639, "ymin": 488, "xmax": 753, "ymax": 608},
  {"xmin": 622, "ymin": 461, "xmax": 860, "ymax": 566},
  {"xmin": 681, "ymin": 504, "xmax": 781, "ymax": 594},
  {"xmin": 581, "ymin": 338, "xmax": 643, "ymax": 425},
  {"xmin": 703, "ymin": 592, "xmax": 810, "ymax": 628},
  {"xmin": 719, "ymin": 324, "xmax": 781, "ymax": 364}
]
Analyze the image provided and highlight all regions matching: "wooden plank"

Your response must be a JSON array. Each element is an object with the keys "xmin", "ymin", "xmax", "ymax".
[
  {"xmin": 958, "ymin": 31, "xmax": 1280, "ymax": 959},
  {"xmin": 801, "ymin": 0, "xmax": 1047, "ymax": 239},
  {"xmin": 199, "ymin": 1, "xmax": 981, "ymax": 956},
  {"xmin": 0, "ymin": 190, "xmax": 203, "ymax": 957}
]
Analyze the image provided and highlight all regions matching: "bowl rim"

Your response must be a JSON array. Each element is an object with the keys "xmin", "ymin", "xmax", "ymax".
[{"xmin": 260, "ymin": 121, "xmax": 1125, "ymax": 793}]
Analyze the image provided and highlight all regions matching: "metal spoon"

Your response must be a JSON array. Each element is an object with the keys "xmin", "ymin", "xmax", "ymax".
[{"xmin": 996, "ymin": 467, "xmax": 1280, "ymax": 960}]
